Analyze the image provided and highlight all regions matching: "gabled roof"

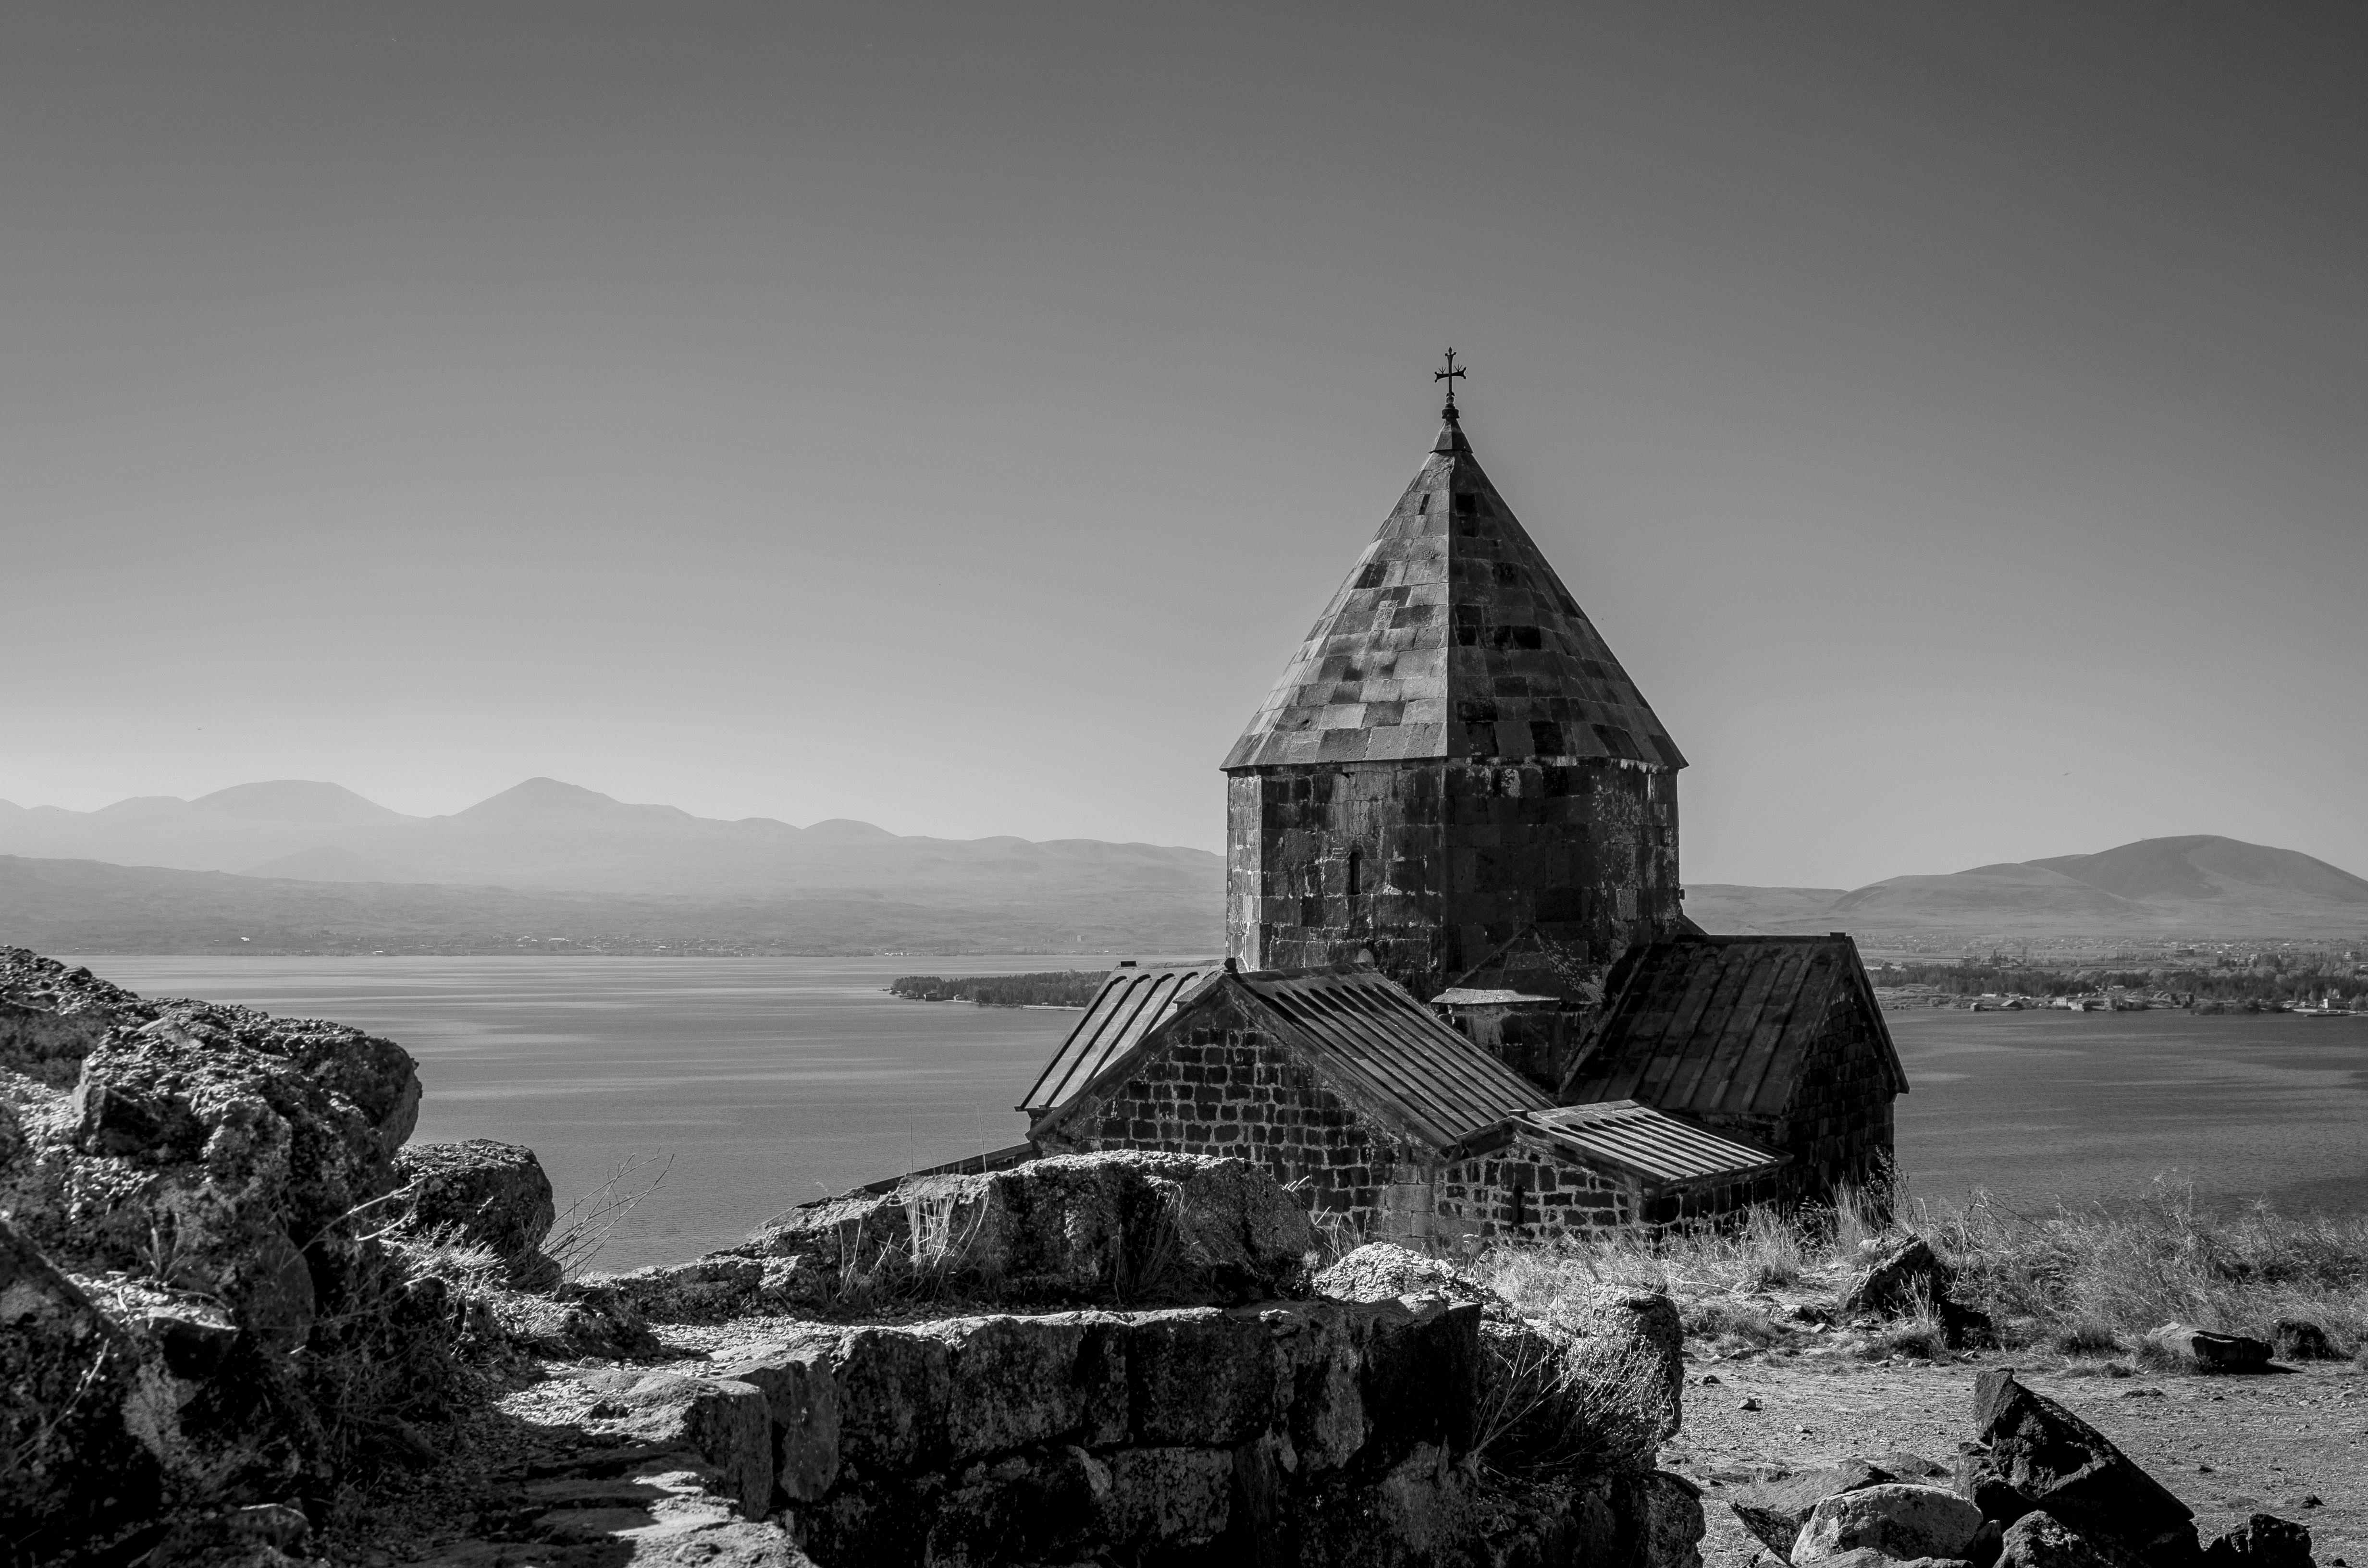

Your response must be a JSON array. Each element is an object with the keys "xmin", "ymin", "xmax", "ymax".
[
  {"xmin": 1561, "ymin": 934, "xmax": 1908, "ymax": 1114},
  {"xmin": 1019, "ymin": 963, "xmax": 1219, "ymax": 1116},
  {"xmin": 1239, "ymin": 968, "xmax": 1555, "ymax": 1146},
  {"xmin": 1223, "ymin": 405, "xmax": 1683, "ymax": 772},
  {"xmin": 1027, "ymin": 964, "xmax": 1554, "ymax": 1151},
  {"xmin": 1496, "ymin": 1101, "xmax": 1785, "ymax": 1186}
]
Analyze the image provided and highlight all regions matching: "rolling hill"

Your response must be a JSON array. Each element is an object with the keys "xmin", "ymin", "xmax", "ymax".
[
  {"xmin": 1755, "ymin": 835, "xmax": 2368, "ymax": 938},
  {"xmin": 2, "ymin": 778, "xmax": 2360, "ymax": 950}
]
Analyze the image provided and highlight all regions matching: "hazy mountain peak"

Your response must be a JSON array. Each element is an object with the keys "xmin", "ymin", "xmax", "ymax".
[
  {"xmin": 191, "ymin": 780, "xmax": 412, "ymax": 825},
  {"xmin": 2034, "ymin": 834, "xmax": 2368, "ymax": 905},
  {"xmin": 801, "ymin": 818, "xmax": 898, "ymax": 842},
  {"xmin": 449, "ymin": 778, "xmax": 696, "ymax": 829}
]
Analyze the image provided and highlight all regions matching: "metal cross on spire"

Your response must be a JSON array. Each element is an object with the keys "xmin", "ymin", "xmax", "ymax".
[{"xmin": 1435, "ymin": 348, "xmax": 1467, "ymax": 415}]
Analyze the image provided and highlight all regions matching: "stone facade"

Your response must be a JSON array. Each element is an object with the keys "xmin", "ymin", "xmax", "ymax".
[
  {"xmin": 1034, "ymin": 990, "xmax": 1436, "ymax": 1238},
  {"xmin": 1433, "ymin": 1127, "xmax": 1635, "ymax": 1241},
  {"xmin": 1225, "ymin": 756, "xmax": 1681, "ymax": 1001},
  {"xmin": 1431, "ymin": 1121, "xmax": 1789, "ymax": 1245}
]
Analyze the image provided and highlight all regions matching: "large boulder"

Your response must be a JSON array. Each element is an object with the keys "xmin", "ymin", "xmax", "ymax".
[
  {"xmin": 1315, "ymin": 1242, "xmax": 1682, "ymax": 1471},
  {"xmin": 0, "ymin": 947, "xmax": 458, "ymax": 1554},
  {"xmin": 2148, "ymin": 1323, "xmax": 2273, "ymax": 1374},
  {"xmin": 1963, "ymin": 1369, "xmax": 2200, "ymax": 1565},
  {"xmin": 394, "ymin": 1138, "xmax": 562, "ymax": 1290},
  {"xmin": 1728, "ymin": 1459, "xmax": 1898, "ymax": 1557},
  {"xmin": 1841, "ymin": 1235, "xmax": 1954, "ymax": 1317},
  {"xmin": 2204, "ymin": 1516, "xmax": 2315, "ymax": 1568},
  {"xmin": 603, "ymin": 1151, "xmax": 1320, "ymax": 1319},
  {"xmin": 1997, "ymin": 1511, "xmax": 2117, "ymax": 1568},
  {"xmin": 0, "ymin": 1216, "xmax": 166, "ymax": 1554},
  {"xmin": 1794, "ymin": 1482, "xmax": 1987, "ymax": 1563}
]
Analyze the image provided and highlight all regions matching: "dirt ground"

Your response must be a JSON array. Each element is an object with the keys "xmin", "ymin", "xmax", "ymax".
[{"xmin": 1663, "ymin": 1340, "xmax": 2368, "ymax": 1565}]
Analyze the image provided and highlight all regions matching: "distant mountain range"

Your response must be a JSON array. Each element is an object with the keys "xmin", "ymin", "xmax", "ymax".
[
  {"xmin": 1685, "ymin": 835, "xmax": 2368, "ymax": 940},
  {"xmin": 0, "ymin": 780, "xmax": 2360, "ymax": 953},
  {"xmin": 0, "ymin": 779, "xmax": 1224, "ymax": 955}
]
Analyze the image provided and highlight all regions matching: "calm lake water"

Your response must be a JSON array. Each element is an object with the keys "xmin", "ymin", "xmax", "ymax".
[{"xmin": 60, "ymin": 956, "xmax": 2368, "ymax": 1269}]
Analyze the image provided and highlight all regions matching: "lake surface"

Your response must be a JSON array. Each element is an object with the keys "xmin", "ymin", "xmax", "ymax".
[{"xmin": 60, "ymin": 957, "xmax": 2368, "ymax": 1269}]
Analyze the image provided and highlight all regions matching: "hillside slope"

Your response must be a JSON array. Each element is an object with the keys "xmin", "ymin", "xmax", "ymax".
[{"xmin": 0, "ymin": 777, "xmax": 1223, "ymax": 901}]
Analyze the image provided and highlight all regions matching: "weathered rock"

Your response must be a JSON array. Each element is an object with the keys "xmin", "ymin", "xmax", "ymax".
[
  {"xmin": 483, "ymin": 1279, "xmax": 664, "ymax": 1359},
  {"xmin": 1967, "ymin": 1369, "xmax": 2199, "ymax": 1564},
  {"xmin": 2150, "ymin": 1322, "xmax": 2273, "ymax": 1373},
  {"xmin": 725, "ymin": 1348, "xmax": 838, "ymax": 1507},
  {"xmin": 1794, "ymin": 1482, "xmax": 1987, "ymax": 1563},
  {"xmin": 1996, "ymin": 1511, "xmax": 2117, "ymax": 1568},
  {"xmin": 566, "ymin": 1369, "xmax": 775, "ymax": 1521},
  {"xmin": 394, "ymin": 1139, "xmax": 560, "ymax": 1289},
  {"xmin": 1316, "ymin": 1241, "xmax": 1681, "ymax": 1469},
  {"xmin": 1106, "ymin": 1445, "xmax": 1234, "ymax": 1548},
  {"xmin": 2204, "ymin": 1515, "xmax": 2315, "ymax": 1568},
  {"xmin": 1842, "ymin": 1235, "xmax": 1955, "ymax": 1317},
  {"xmin": 729, "ymin": 1150, "xmax": 1319, "ymax": 1311},
  {"xmin": 1313, "ymin": 1241, "xmax": 1496, "ymax": 1307},
  {"xmin": 1729, "ymin": 1459, "xmax": 1897, "ymax": 1556},
  {"xmin": 595, "ymin": 1254, "xmax": 826, "ymax": 1323},
  {"xmin": 0, "ymin": 947, "xmax": 465, "ymax": 1554},
  {"xmin": 0, "ymin": 1217, "xmax": 165, "ymax": 1553}
]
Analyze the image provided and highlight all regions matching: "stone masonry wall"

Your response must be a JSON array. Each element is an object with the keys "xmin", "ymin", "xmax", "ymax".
[
  {"xmin": 1044, "ymin": 1017, "xmax": 1430, "ymax": 1237},
  {"xmin": 681, "ymin": 1295, "xmax": 1698, "ymax": 1568},
  {"xmin": 1768, "ymin": 1002, "xmax": 1899, "ymax": 1205},
  {"xmin": 1432, "ymin": 1129, "xmax": 1635, "ymax": 1243},
  {"xmin": 1225, "ymin": 756, "xmax": 1681, "ymax": 1001}
]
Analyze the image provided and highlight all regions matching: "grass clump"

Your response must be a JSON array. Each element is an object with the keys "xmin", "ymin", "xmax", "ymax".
[
  {"xmin": 1933, "ymin": 1180, "xmax": 2368, "ymax": 1354},
  {"xmin": 1456, "ymin": 1172, "xmax": 2368, "ymax": 1365}
]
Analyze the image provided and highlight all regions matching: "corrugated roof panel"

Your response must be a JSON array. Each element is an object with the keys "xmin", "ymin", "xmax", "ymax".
[
  {"xmin": 1018, "ymin": 965, "xmax": 1216, "ymax": 1114},
  {"xmin": 1521, "ymin": 1101, "xmax": 1782, "ymax": 1184},
  {"xmin": 1564, "ymin": 934, "xmax": 1906, "ymax": 1115},
  {"xmin": 1243, "ymin": 968, "xmax": 1553, "ymax": 1147}
]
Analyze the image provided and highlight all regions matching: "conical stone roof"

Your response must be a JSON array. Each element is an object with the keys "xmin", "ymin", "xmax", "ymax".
[{"xmin": 1224, "ymin": 408, "xmax": 1684, "ymax": 772}]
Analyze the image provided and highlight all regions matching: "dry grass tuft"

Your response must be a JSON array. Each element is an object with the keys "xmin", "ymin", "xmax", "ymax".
[
  {"xmin": 1459, "ymin": 1170, "xmax": 2368, "ymax": 1364},
  {"xmin": 546, "ymin": 1153, "xmax": 673, "ymax": 1280}
]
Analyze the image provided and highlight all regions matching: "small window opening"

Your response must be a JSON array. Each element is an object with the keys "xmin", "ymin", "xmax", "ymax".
[
  {"xmin": 1510, "ymin": 1178, "xmax": 1527, "ymax": 1230},
  {"xmin": 1453, "ymin": 492, "xmax": 1478, "ymax": 516},
  {"xmin": 1346, "ymin": 846, "xmax": 1364, "ymax": 897}
]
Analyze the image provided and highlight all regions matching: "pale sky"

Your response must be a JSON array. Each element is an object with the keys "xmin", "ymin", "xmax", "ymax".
[{"xmin": 4, "ymin": 2, "xmax": 2363, "ymax": 888}]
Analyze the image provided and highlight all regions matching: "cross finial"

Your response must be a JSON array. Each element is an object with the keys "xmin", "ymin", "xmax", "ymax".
[{"xmin": 1434, "ymin": 348, "xmax": 1467, "ymax": 417}]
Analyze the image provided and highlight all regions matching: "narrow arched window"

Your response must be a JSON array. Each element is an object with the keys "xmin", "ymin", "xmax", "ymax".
[{"xmin": 1346, "ymin": 847, "xmax": 1363, "ymax": 898}]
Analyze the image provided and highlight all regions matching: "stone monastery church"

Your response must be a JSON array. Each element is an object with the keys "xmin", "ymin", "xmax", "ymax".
[{"xmin": 1009, "ymin": 372, "xmax": 1906, "ymax": 1247}]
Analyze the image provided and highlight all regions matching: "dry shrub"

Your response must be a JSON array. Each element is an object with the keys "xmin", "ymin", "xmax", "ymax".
[
  {"xmin": 384, "ymin": 1222, "xmax": 507, "ymax": 1289},
  {"xmin": 1465, "ymin": 1321, "xmax": 1670, "ymax": 1480},
  {"xmin": 1862, "ymin": 1281, "xmax": 1950, "ymax": 1361},
  {"xmin": 546, "ymin": 1153, "xmax": 673, "ymax": 1280},
  {"xmin": 1681, "ymin": 1297, "xmax": 1791, "ymax": 1354},
  {"xmin": 1934, "ymin": 1179, "xmax": 2368, "ymax": 1352}
]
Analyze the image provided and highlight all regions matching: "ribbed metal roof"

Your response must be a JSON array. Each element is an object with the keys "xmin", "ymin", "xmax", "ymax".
[
  {"xmin": 1237, "ymin": 968, "xmax": 1554, "ymax": 1147},
  {"xmin": 1562, "ymin": 934, "xmax": 1908, "ymax": 1114},
  {"xmin": 1512, "ymin": 1100, "xmax": 1783, "ymax": 1184},
  {"xmin": 1018, "ymin": 964, "xmax": 1218, "ymax": 1115}
]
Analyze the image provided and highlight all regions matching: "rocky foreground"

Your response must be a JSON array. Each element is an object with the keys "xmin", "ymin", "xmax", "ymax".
[{"xmin": 0, "ymin": 945, "xmax": 2340, "ymax": 1567}]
